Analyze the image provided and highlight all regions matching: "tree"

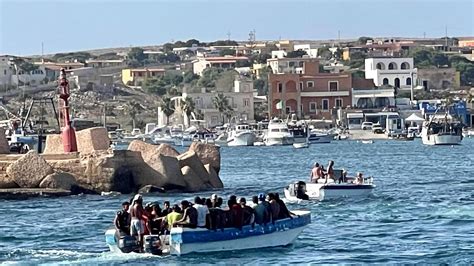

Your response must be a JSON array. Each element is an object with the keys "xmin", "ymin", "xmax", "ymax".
[
  {"xmin": 212, "ymin": 93, "xmax": 233, "ymax": 124},
  {"xmin": 219, "ymin": 49, "xmax": 236, "ymax": 56},
  {"xmin": 128, "ymin": 47, "xmax": 147, "ymax": 65},
  {"xmin": 127, "ymin": 100, "xmax": 143, "ymax": 128},
  {"xmin": 185, "ymin": 39, "xmax": 201, "ymax": 47},
  {"xmin": 286, "ymin": 49, "xmax": 307, "ymax": 58},
  {"xmin": 252, "ymin": 53, "xmax": 271, "ymax": 64},
  {"xmin": 318, "ymin": 47, "xmax": 332, "ymax": 60},
  {"xmin": 160, "ymin": 96, "xmax": 175, "ymax": 125},
  {"xmin": 143, "ymin": 78, "xmax": 167, "ymax": 95},
  {"xmin": 235, "ymin": 59, "xmax": 251, "ymax": 67},
  {"xmin": 358, "ymin": 36, "xmax": 373, "ymax": 45},
  {"xmin": 253, "ymin": 79, "xmax": 266, "ymax": 95},
  {"xmin": 198, "ymin": 68, "xmax": 222, "ymax": 88},
  {"xmin": 181, "ymin": 96, "xmax": 195, "ymax": 126},
  {"xmin": 183, "ymin": 71, "xmax": 199, "ymax": 83}
]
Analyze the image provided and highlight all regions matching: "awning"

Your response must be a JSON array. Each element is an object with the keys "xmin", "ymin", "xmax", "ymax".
[{"xmin": 405, "ymin": 113, "xmax": 425, "ymax": 122}]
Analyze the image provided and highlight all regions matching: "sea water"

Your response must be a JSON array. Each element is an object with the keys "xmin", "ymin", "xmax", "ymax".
[{"xmin": 1, "ymin": 138, "xmax": 473, "ymax": 264}]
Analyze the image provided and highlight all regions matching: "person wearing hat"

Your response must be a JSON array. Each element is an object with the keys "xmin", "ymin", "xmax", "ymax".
[{"xmin": 130, "ymin": 194, "xmax": 147, "ymax": 252}]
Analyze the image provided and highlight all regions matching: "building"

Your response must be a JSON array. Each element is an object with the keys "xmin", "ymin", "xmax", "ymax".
[
  {"xmin": 34, "ymin": 60, "xmax": 85, "ymax": 70},
  {"xmin": 85, "ymin": 59, "xmax": 126, "ymax": 68},
  {"xmin": 121, "ymin": 68, "xmax": 165, "ymax": 86},
  {"xmin": 0, "ymin": 55, "xmax": 14, "ymax": 87},
  {"xmin": 192, "ymin": 56, "xmax": 249, "ymax": 76},
  {"xmin": 458, "ymin": 37, "xmax": 474, "ymax": 48},
  {"xmin": 293, "ymin": 44, "xmax": 318, "ymax": 58},
  {"xmin": 417, "ymin": 68, "xmax": 460, "ymax": 90},
  {"xmin": 69, "ymin": 67, "xmax": 114, "ymax": 91},
  {"xmin": 365, "ymin": 57, "xmax": 417, "ymax": 90},
  {"xmin": 180, "ymin": 78, "xmax": 255, "ymax": 127},
  {"xmin": 268, "ymin": 58, "xmax": 352, "ymax": 120},
  {"xmin": 271, "ymin": 50, "xmax": 287, "ymax": 59}
]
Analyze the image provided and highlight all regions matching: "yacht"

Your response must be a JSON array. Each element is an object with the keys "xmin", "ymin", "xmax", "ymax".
[
  {"xmin": 307, "ymin": 129, "xmax": 334, "ymax": 144},
  {"xmin": 421, "ymin": 109, "xmax": 463, "ymax": 145},
  {"xmin": 227, "ymin": 123, "xmax": 256, "ymax": 146},
  {"xmin": 287, "ymin": 120, "xmax": 309, "ymax": 144},
  {"xmin": 263, "ymin": 119, "xmax": 294, "ymax": 146}
]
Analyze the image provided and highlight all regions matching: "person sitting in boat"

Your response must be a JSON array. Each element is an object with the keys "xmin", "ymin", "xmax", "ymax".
[
  {"xmin": 130, "ymin": 194, "xmax": 147, "ymax": 252},
  {"xmin": 160, "ymin": 201, "xmax": 171, "ymax": 217},
  {"xmin": 267, "ymin": 193, "xmax": 280, "ymax": 221},
  {"xmin": 355, "ymin": 172, "xmax": 364, "ymax": 185},
  {"xmin": 253, "ymin": 193, "xmax": 272, "ymax": 225},
  {"xmin": 275, "ymin": 193, "xmax": 293, "ymax": 219},
  {"xmin": 338, "ymin": 169, "xmax": 348, "ymax": 184},
  {"xmin": 173, "ymin": 200, "xmax": 198, "ymax": 229},
  {"xmin": 227, "ymin": 195, "xmax": 244, "ymax": 229},
  {"xmin": 296, "ymin": 181, "xmax": 309, "ymax": 200},
  {"xmin": 250, "ymin": 196, "xmax": 259, "ymax": 208},
  {"xmin": 163, "ymin": 204, "xmax": 182, "ymax": 232},
  {"xmin": 324, "ymin": 160, "xmax": 335, "ymax": 183},
  {"xmin": 208, "ymin": 197, "xmax": 226, "ymax": 231},
  {"xmin": 193, "ymin": 197, "xmax": 210, "ymax": 229},
  {"xmin": 239, "ymin": 198, "xmax": 255, "ymax": 225},
  {"xmin": 114, "ymin": 201, "xmax": 130, "ymax": 236},
  {"xmin": 310, "ymin": 163, "xmax": 324, "ymax": 183}
]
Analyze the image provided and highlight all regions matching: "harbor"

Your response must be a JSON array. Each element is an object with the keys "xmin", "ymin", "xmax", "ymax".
[{"xmin": 1, "ymin": 139, "xmax": 473, "ymax": 263}]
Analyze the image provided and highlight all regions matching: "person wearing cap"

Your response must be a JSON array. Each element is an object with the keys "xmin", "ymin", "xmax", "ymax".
[
  {"xmin": 174, "ymin": 200, "xmax": 198, "ymax": 228},
  {"xmin": 114, "ymin": 201, "xmax": 130, "ymax": 236},
  {"xmin": 130, "ymin": 194, "xmax": 147, "ymax": 252},
  {"xmin": 253, "ymin": 193, "xmax": 271, "ymax": 225}
]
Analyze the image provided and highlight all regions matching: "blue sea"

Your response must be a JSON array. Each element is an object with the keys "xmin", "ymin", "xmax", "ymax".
[{"xmin": 1, "ymin": 138, "xmax": 473, "ymax": 264}]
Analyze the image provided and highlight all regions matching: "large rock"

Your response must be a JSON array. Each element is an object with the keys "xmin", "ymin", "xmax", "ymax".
[
  {"xmin": 138, "ymin": 185, "xmax": 166, "ymax": 194},
  {"xmin": 181, "ymin": 166, "xmax": 203, "ymax": 192},
  {"xmin": 0, "ymin": 129, "xmax": 10, "ymax": 154},
  {"xmin": 76, "ymin": 127, "xmax": 110, "ymax": 153},
  {"xmin": 156, "ymin": 143, "xmax": 180, "ymax": 157},
  {"xmin": 204, "ymin": 164, "xmax": 224, "ymax": 188},
  {"xmin": 43, "ymin": 134, "xmax": 63, "ymax": 154},
  {"xmin": 189, "ymin": 142, "xmax": 221, "ymax": 173},
  {"xmin": 6, "ymin": 151, "xmax": 54, "ymax": 188},
  {"xmin": 0, "ymin": 174, "xmax": 18, "ymax": 188},
  {"xmin": 39, "ymin": 171, "xmax": 77, "ymax": 190},
  {"xmin": 177, "ymin": 151, "xmax": 210, "ymax": 184}
]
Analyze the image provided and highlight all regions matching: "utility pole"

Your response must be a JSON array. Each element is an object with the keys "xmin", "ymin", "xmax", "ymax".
[
  {"xmin": 445, "ymin": 25, "xmax": 448, "ymax": 50},
  {"xmin": 227, "ymin": 31, "xmax": 231, "ymax": 41},
  {"xmin": 41, "ymin": 42, "xmax": 44, "ymax": 59}
]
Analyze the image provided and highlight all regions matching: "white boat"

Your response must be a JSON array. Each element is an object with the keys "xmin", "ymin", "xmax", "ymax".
[
  {"xmin": 308, "ymin": 130, "xmax": 334, "ymax": 144},
  {"xmin": 105, "ymin": 210, "xmax": 311, "ymax": 256},
  {"xmin": 254, "ymin": 141, "xmax": 265, "ymax": 146},
  {"xmin": 462, "ymin": 128, "xmax": 474, "ymax": 138},
  {"xmin": 293, "ymin": 142, "xmax": 309, "ymax": 149},
  {"xmin": 227, "ymin": 123, "xmax": 256, "ymax": 146},
  {"xmin": 214, "ymin": 133, "xmax": 228, "ymax": 147},
  {"xmin": 284, "ymin": 170, "xmax": 375, "ymax": 201},
  {"xmin": 361, "ymin": 140, "xmax": 373, "ymax": 144},
  {"xmin": 421, "ymin": 110, "xmax": 463, "ymax": 145},
  {"xmin": 263, "ymin": 119, "xmax": 294, "ymax": 146},
  {"xmin": 153, "ymin": 134, "xmax": 176, "ymax": 145}
]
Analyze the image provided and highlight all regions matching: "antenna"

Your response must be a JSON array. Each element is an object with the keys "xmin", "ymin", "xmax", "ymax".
[
  {"xmin": 423, "ymin": 32, "xmax": 426, "ymax": 39},
  {"xmin": 445, "ymin": 25, "xmax": 448, "ymax": 49},
  {"xmin": 338, "ymin": 30, "xmax": 340, "ymax": 43},
  {"xmin": 41, "ymin": 42, "xmax": 44, "ymax": 59},
  {"xmin": 227, "ymin": 31, "xmax": 231, "ymax": 41}
]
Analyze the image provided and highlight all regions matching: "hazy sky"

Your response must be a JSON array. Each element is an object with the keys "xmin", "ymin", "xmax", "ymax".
[{"xmin": 1, "ymin": 0, "xmax": 473, "ymax": 56}]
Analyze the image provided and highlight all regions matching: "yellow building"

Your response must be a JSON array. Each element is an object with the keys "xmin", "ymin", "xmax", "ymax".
[{"xmin": 122, "ymin": 68, "xmax": 165, "ymax": 86}]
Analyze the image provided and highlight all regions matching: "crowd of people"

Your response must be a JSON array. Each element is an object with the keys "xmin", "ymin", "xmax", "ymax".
[
  {"xmin": 114, "ymin": 192, "xmax": 295, "ymax": 250},
  {"xmin": 310, "ymin": 160, "xmax": 365, "ymax": 185}
]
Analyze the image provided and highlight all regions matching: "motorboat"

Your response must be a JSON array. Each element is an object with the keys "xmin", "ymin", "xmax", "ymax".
[
  {"xmin": 288, "ymin": 121, "xmax": 309, "ymax": 144},
  {"xmin": 227, "ymin": 123, "xmax": 256, "ymax": 146},
  {"xmin": 307, "ymin": 129, "xmax": 334, "ymax": 144},
  {"xmin": 293, "ymin": 142, "xmax": 309, "ymax": 149},
  {"xmin": 153, "ymin": 134, "xmax": 176, "ymax": 145},
  {"xmin": 284, "ymin": 170, "xmax": 375, "ymax": 201},
  {"xmin": 421, "ymin": 110, "xmax": 463, "ymax": 145},
  {"xmin": 361, "ymin": 140, "xmax": 373, "ymax": 144},
  {"xmin": 462, "ymin": 128, "xmax": 474, "ymax": 138},
  {"xmin": 105, "ymin": 210, "xmax": 311, "ymax": 256},
  {"xmin": 214, "ymin": 133, "xmax": 228, "ymax": 147},
  {"xmin": 263, "ymin": 119, "xmax": 294, "ymax": 146}
]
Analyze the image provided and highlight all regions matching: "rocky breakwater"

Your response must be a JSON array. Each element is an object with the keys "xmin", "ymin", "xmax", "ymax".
[{"xmin": 0, "ymin": 127, "xmax": 224, "ymax": 199}]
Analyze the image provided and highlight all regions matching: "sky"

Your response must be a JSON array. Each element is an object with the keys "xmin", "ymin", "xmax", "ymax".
[{"xmin": 0, "ymin": 0, "xmax": 473, "ymax": 56}]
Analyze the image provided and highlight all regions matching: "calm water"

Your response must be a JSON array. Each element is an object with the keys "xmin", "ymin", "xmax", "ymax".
[{"xmin": 1, "ymin": 139, "xmax": 473, "ymax": 264}]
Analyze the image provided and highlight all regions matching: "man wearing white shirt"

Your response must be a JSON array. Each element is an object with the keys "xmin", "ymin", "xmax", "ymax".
[{"xmin": 193, "ymin": 196, "xmax": 210, "ymax": 228}]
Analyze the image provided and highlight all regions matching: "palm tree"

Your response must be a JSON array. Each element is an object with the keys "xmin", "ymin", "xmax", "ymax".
[
  {"xmin": 212, "ymin": 93, "xmax": 233, "ymax": 124},
  {"xmin": 127, "ymin": 100, "xmax": 143, "ymax": 128},
  {"xmin": 160, "ymin": 96, "xmax": 175, "ymax": 125},
  {"xmin": 180, "ymin": 96, "xmax": 195, "ymax": 126}
]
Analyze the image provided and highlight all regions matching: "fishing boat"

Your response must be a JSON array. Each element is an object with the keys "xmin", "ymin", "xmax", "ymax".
[
  {"xmin": 105, "ymin": 210, "xmax": 311, "ymax": 256},
  {"xmin": 361, "ymin": 140, "xmax": 373, "ymax": 144},
  {"xmin": 307, "ymin": 129, "xmax": 334, "ymax": 144},
  {"xmin": 293, "ymin": 142, "xmax": 309, "ymax": 149},
  {"xmin": 227, "ymin": 122, "xmax": 256, "ymax": 146},
  {"xmin": 263, "ymin": 119, "xmax": 294, "ymax": 146},
  {"xmin": 421, "ymin": 109, "xmax": 463, "ymax": 145},
  {"xmin": 284, "ymin": 170, "xmax": 375, "ymax": 201}
]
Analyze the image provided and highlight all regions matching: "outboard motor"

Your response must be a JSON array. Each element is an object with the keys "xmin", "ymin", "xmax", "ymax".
[
  {"xmin": 118, "ymin": 235, "xmax": 140, "ymax": 253},
  {"xmin": 144, "ymin": 235, "xmax": 162, "ymax": 255}
]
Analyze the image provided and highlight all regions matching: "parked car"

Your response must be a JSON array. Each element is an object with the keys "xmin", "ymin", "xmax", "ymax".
[
  {"xmin": 372, "ymin": 124, "xmax": 384, "ymax": 134},
  {"xmin": 361, "ymin": 122, "xmax": 373, "ymax": 130}
]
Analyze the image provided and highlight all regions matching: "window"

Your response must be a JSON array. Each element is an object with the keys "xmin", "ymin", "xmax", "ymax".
[
  {"xmin": 329, "ymin": 81, "xmax": 338, "ymax": 91},
  {"xmin": 243, "ymin": 98, "xmax": 250, "ymax": 107},
  {"xmin": 401, "ymin": 62, "xmax": 410, "ymax": 69},
  {"xmin": 388, "ymin": 62, "xmax": 397, "ymax": 70},
  {"xmin": 299, "ymin": 82, "xmax": 303, "ymax": 91},
  {"xmin": 309, "ymin": 102, "xmax": 317, "ymax": 113},
  {"xmin": 406, "ymin": 77, "xmax": 411, "ymax": 86},
  {"xmin": 394, "ymin": 78, "xmax": 400, "ymax": 88},
  {"xmin": 307, "ymin": 81, "xmax": 314, "ymax": 88},
  {"xmin": 322, "ymin": 99, "xmax": 329, "ymax": 110},
  {"xmin": 4, "ymin": 70, "xmax": 7, "ymax": 75},
  {"xmin": 288, "ymin": 61, "xmax": 295, "ymax": 67},
  {"xmin": 383, "ymin": 78, "xmax": 389, "ymax": 85},
  {"xmin": 298, "ymin": 61, "xmax": 304, "ymax": 67},
  {"xmin": 278, "ymin": 83, "xmax": 282, "ymax": 93},
  {"xmin": 376, "ymin": 62, "xmax": 385, "ymax": 70},
  {"xmin": 335, "ymin": 98, "xmax": 343, "ymax": 108}
]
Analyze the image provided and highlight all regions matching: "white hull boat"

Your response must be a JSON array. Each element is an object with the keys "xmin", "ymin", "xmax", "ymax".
[
  {"xmin": 284, "ymin": 179, "xmax": 375, "ymax": 201},
  {"xmin": 228, "ymin": 131, "xmax": 256, "ymax": 146},
  {"xmin": 421, "ymin": 133, "xmax": 462, "ymax": 145},
  {"xmin": 293, "ymin": 142, "xmax": 309, "ymax": 149},
  {"xmin": 308, "ymin": 131, "xmax": 333, "ymax": 144},
  {"xmin": 264, "ymin": 119, "xmax": 294, "ymax": 146},
  {"xmin": 105, "ymin": 210, "xmax": 311, "ymax": 256},
  {"xmin": 361, "ymin": 140, "xmax": 373, "ymax": 144},
  {"xmin": 265, "ymin": 137, "xmax": 294, "ymax": 146},
  {"xmin": 420, "ymin": 108, "xmax": 463, "ymax": 146}
]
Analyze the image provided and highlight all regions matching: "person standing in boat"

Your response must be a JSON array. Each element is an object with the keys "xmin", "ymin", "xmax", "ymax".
[
  {"xmin": 130, "ymin": 194, "xmax": 147, "ymax": 252},
  {"xmin": 310, "ymin": 163, "xmax": 324, "ymax": 183},
  {"xmin": 355, "ymin": 172, "xmax": 364, "ymax": 185},
  {"xmin": 114, "ymin": 201, "xmax": 131, "ymax": 236},
  {"xmin": 324, "ymin": 160, "xmax": 335, "ymax": 183}
]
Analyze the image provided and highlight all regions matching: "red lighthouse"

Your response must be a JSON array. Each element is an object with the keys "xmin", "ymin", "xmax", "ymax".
[{"xmin": 58, "ymin": 68, "xmax": 78, "ymax": 152}]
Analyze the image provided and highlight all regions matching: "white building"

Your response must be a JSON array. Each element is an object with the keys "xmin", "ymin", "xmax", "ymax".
[
  {"xmin": 365, "ymin": 57, "xmax": 417, "ymax": 90},
  {"xmin": 180, "ymin": 78, "xmax": 255, "ymax": 127},
  {"xmin": 0, "ymin": 55, "xmax": 14, "ymax": 87},
  {"xmin": 293, "ymin": 44, "xmax": 318, "ymax": 58},
  {"xmin": 192, "ymin": 56, "xmax": 249, "ymax": 76},
  {"xmin": 271, "ymin": 50, "xmax": 287, "ymax": 59}
]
